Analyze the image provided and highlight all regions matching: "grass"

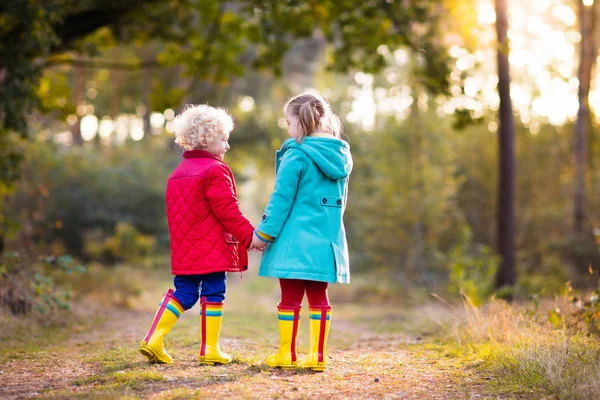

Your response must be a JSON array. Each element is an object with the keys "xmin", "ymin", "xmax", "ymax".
[
  {"xmin": 2, "ymin": 270, "xmax": 600, "ymax": 399},
  {"xmin": 0, "ymin": 309, "xmax": 99, "ymax": 362},
  {"xmin": 445, "ymin": 296, "xmax": 600, "ymax": 400}
]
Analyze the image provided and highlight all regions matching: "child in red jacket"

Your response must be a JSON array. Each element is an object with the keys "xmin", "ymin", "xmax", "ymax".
[{"xmin": 140, "ymin": 104, "xmax": 255, "ymax": 365}]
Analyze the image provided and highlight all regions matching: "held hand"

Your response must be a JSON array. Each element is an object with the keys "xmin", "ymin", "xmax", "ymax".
[{"xmin": 250, "ymin": 235, "xmax": 267, "ymax": 252}]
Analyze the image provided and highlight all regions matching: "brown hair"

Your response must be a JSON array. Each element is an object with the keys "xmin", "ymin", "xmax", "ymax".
[{"xmin": 284, "ymin": 92, "xmax": 342, "ymax": 141}]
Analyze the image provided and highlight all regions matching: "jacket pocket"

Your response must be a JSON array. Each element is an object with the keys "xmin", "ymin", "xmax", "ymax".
[
  {"xmin": 331, "ymin": 242, "xmax": 349, "ymax": 283},
  {"xmin": 223, "ymin": 233, "xmax": 239, "ymax": 244},
  {"xmin": 320, "ymin": 196, "xmax": 343, "ymax": 208}
]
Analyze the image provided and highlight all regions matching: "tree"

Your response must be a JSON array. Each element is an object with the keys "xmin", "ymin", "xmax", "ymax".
[
  {"xmin": 494, "ymin": 0, "xmax": 516, "ymax": 294},
  {"xmin": 574, "ymin": 0, "xmax": 598, "ymax": 234},
  {"xmin": 0, "ymin": 0, "xmax": 169, "ymax": 253},
  {"xmin": 0, "ymin": 0, "xmax": 458, "ymax": 257}
]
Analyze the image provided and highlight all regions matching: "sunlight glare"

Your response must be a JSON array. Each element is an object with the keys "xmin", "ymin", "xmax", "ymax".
[
  {"xmin": 509, "ymin": 49, "xmax": 530, "ymax": 68},
  {"xmin": 67, "ymin": 114, "xmax": 78, "ymax": 126},
  {"xmin": 80, "ymin": 115, "xmax": 98, "ymax": 141},
  {"xmin": 477, "ymin": 3, "xmax": 495, "ymax": 25},
  {"xmin": 464, "ymin": 77, "xmax": 480, "ymax": 98},
  {"xmin": 527, "ymin": 16, "xmax": 543, "ymax": 34},
  {"xmin": 130, "ymin": 116, "xmax": 144, "ymax": 141},
  {"xmin": 450, "ymin": 0, "xmax": 588, "ymax": 126},
  {"xmin": 393, "ymin": 49, "xmax": 409, "ymax": 66},
  {"xmin": 164, "ymin": 109, "xmax": 175, "ymax": 121},
  {"xmin": 165, "ymin": 121, "xmax": 175, "ymax": 134},
  {"xmin": 552, "ymin": 5, "xmax": 576, "ymax": 26},
  {"xmin": 239, "ymin": 96, "xmax": 255, "ymax": 112},
  {"xmin": 510, "ymin": 9, "xmax": 526, "ymax": 30},
  {"xmin": 150, "ymin": 112, "xmax": 165, "ymax": 129},
  {"xmin": 54, "ymin": 131, "xmax": 73, "ymax": 146},
  {"xmin": 115, "ymin": 115, "xmax": 129, "ymax": 144},
  {"xmin": 98, "ymin": 117, "xmax": 115, "ymax": 138},
  {"xmin": 449, "ymin": 45, "xmax": 463, "ymax": 58}
]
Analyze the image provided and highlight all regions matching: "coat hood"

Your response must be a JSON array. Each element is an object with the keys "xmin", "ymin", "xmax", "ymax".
[{"xmin": 282, "ymin": 137, "xmax": 353, "ymax": 180}]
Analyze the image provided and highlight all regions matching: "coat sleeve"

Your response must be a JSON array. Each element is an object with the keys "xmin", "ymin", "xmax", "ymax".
[
  {"xmin": 205, "ymin": 164, "xmax": 255, "ymax": 248},
  {"xmin": 257, "ymin": 148, "xmax": 305, "ymax": 239}
]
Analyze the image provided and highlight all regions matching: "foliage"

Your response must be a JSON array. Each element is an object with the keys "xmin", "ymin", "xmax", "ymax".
[
  {"xmin": 0, "ymin": 0, "xmax": 458, "ymax": 195},
  {"xmin": 339, "ymin": 95, "xmax": 600, "ymax": 295},
  {"xmin": 570, "ymin": 288, "xmax": 600, "ymax": 335},
  {"xmin": 344, "ymin": 109, "xmax": 470, "ymax": 288},
  {"xmin": 447, "ymin": 228, "xmax": 499, "ymax": 306},
  {"xmin": 2, "ymin": 0, "xmax": 599, "ymax": 301},
  {"xmin": 453, "ymin": 297, "xmax": 600, "ymax": 399},
  {"xmin": 85, "ymin": 222, "xmax": 157, "ymax": 264},
  {"xmin": 542, "ymin": 281, "xmax": 600, "ymax": 336},
  {"xmin": 6, "ymin": 135, "xmax": 175, "ymax": 257},
  {"xmin": 0, "ymin": 251, "xmax": 86, "ymax": 315},
  {"xmin": 4, "ymin": 123, "xmax": 270, "ymax": 260}
]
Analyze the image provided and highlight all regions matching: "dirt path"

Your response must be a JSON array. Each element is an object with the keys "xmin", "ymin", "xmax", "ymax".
[{"xmin": 1, "ymin": 277, "xmax": 505, "ymax": 399}]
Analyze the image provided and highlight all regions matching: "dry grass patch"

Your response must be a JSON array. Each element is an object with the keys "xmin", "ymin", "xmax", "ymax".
[{"xmin": 448, "ymin": 296, "xmax": 600, "ymax": 400}]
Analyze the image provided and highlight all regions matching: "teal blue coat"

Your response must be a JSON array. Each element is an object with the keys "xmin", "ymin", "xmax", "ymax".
[{"xmin": 257, "ymin": 136, "xmax": 353, "ymax": 283}]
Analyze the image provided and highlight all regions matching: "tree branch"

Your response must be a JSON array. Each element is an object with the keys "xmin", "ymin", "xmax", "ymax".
[
  {"xmin": 52, "ymin": 1, "xmax": 161, "ymax": 52},
  {"xmin": 378, "ymin": 0, "xmax": 419, "ymax": 52},
  {"xmin": 44, "ymin": 58, "xmax": 161, "ymax": 71},
  {"xmin": 186, "ymin": 4, "xmax": 224, "ymax": 94}
]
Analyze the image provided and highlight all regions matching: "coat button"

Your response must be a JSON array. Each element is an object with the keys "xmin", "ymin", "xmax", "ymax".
[
  {"xmin": 337, "ymin": 199, "xmax": 342, "ymax": 205},
  {"xmin": 322, "ymin": 198, "xmax": 327, "ymax": 204},
  {"xmin": 261, "ymin": 214, "xmax": 267, "ymax": 221}
]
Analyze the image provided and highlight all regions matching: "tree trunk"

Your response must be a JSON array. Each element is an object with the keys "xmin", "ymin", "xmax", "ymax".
[
  {"xmin": 142, "ymin": 66, "xmax": 152, "ymax": 138},
  {"xmin": 494, "ymin": 0, "xmax": 517, "ymax": 293},
  {"xmin": 574, "ymin": 0, "xmax": 597, "ymax": 233},
  {"xmin": 0, "ymin": 64, "xmax": 6, "ymax": 257},
  {"xmin": 410, "ymin": 90, "xmax": 425, "ymax": 283},
  {"xmin": 0, "ymin": 203, "xmax": 4, "ymax": 258},
  {"xmin": 71, "ymin": 61, "xmax": 84, "ymax": 146},
  {"xmin": 110, "ymin": 49, "xmax": 121, "ymax": 119}
]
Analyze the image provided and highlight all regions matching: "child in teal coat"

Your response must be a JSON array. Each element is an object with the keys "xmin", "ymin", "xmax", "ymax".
[{"xmin": 250, "ymin": 92, "xmax": 353, "ymax": 371}]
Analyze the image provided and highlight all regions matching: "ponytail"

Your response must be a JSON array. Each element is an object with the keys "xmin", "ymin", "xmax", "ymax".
[
  {"xmin": 285, "ymin": 92, "xmax": 343, "ymax": 141},
  {"xmin": 298, "ymin": 101, "xmax": 318, "ymax": 138}
]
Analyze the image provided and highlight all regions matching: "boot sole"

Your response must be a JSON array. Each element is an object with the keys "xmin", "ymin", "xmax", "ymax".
[
  {"xmin": 140, "ymin": 345, "xmax": 172, "ymax": 364},
  {"xmin": 198, "ymin": 359, "xmax": 231, "ymax": 365},
  {"xmin": 266, "ymin": 362, "xmax": 298, "ymax": 369},
  {"xmin": 301, "ymin": 364, "xmax": 325, "ymax": 372}
]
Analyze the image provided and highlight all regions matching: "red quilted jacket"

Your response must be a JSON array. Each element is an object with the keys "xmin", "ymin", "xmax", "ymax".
[{"xmin": 166, "ymin": 150, "xmax": 254, "ymax": 275}]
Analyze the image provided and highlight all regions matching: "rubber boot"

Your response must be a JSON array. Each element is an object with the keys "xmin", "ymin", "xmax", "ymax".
[
  {"xmin": 140, "ymin": 289, "xmax": 184, "ymax": 364},
  {"xmin": 198, "ymin": 297, "xmax": 232, "ymax": 365},
  {"xmin": 300, "ymin": 304, "xmax": 331, "ymax": 371},
  {"xmin": 266, "ymin": 303, "xmax": 301, "ymax": 368}
]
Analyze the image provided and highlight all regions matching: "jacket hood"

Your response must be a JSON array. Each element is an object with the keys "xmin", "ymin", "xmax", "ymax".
[{"xmin": 282, "ymin": 137, "xmax": 353, "ymax": 180}]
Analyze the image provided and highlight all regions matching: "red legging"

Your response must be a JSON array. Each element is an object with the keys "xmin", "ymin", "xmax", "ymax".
[{"xmin": 279, "ymin": 278, "xmax": 330, "ymax": 307}]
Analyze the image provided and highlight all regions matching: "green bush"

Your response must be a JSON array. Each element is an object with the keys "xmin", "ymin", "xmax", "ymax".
[
  {"xmin": 0, "ymin": 252, "xmax": 86, "ymax": 315},
  {"xmin": 447, "ymin": 227, "xmax": 499, "ymax": 306},
  {"xmin": 85, "ymin": 222, "xmax": 156, "ymax": 264},
  {"xmin": 6, "ymin": 136, "xmax": 175, "ymax": 258}
]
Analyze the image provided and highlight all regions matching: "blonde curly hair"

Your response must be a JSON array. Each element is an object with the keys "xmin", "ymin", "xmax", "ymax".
[{"xmin": 173, "ymin": 104, "xmax": 234, "ymax": 150}]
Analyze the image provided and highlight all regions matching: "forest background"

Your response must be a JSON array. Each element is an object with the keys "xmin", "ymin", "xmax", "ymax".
[{"xmin": 1, "ymin": 1, "xmax": 600, "ymax": 399}]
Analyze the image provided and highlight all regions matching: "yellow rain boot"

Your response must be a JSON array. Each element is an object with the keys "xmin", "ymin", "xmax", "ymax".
[
  {"xmin": 198, "ymin": 297, "xmax": 232, "ymax": 365},
  {"xmin": 140, "ymin": 289, "xmax": 184, "ymax": 364},
  {"xmin": 301, "ymin": 304, "xmax": 331, "ymax": 371},
  {"xmin": 266, "ymin": 303, "xmax": 301, "ymax": 368}
]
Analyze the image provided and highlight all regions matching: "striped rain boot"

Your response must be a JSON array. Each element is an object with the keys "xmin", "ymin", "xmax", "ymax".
[
  {"xmin": 266, "ymin": 303, "xmax": 301, "ymax": 368},
  {"xmin": 140, "ymin": 289, "xmax": 184, "ymax": 364},
  {"xmin": 300, "ymin": 304, "xmax": 331, "ymax": 371},
  {"xmin": 198, "ymin": 297, "xmax": 232, "ymax": 365}
]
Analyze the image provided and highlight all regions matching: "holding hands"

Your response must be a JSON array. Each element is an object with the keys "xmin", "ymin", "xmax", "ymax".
[{"xmin": 250, "ymin": 232, "xmax": 268, "ymax": 252}]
